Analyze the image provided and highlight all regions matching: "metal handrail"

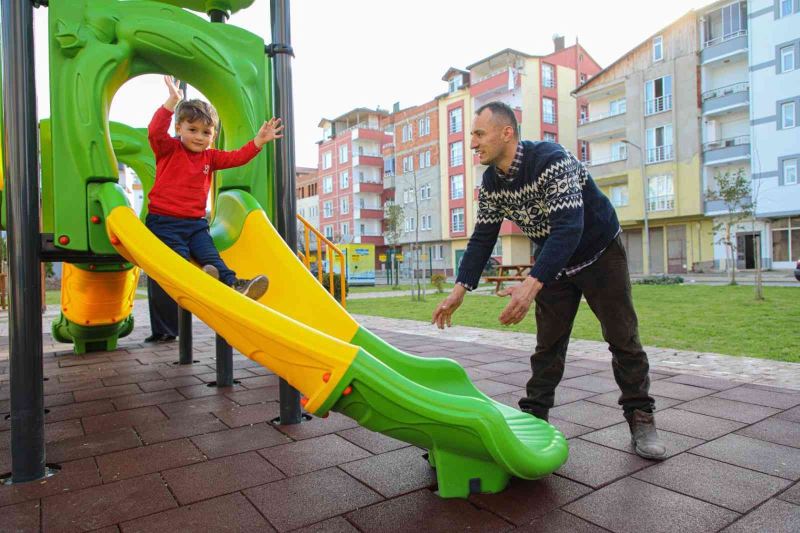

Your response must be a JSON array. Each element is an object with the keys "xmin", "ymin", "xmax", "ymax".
[
  {"xmin": 702, "ymin": 135, "xmax": 750, "ymax": 151},
  {"xmin": 703, "ymin": 29, "xmax": 747, "ymax": 49},
  {"xmin": 701, "ymin": 81, "xmax": 749, "ymax": 102},
  {"xmin": 296, "ymin": 213, "xmax": 347, "ymax": 307}
]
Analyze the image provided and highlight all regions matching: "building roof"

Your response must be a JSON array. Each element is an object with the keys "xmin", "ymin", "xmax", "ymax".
[
  {"xmin": 317, "ymin": 107, "xmax": 389, "ymax": 128},
  {"xmin": 465, "ymin": 48, "xmax": 533, "ymax": 70},
  {"xmin": 441, "ymin": 67, "xmax": 469, "ymax": 81}
]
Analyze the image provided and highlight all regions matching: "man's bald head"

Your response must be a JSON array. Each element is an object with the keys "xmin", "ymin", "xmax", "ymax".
[{"xmin": 475, "ymin": 102, "xmax": 519, "ymax": 139}]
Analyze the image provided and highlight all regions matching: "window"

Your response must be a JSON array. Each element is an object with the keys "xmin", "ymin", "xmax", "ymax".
[
  {"xmin": 420, "ymin": 183, "xmax": 431, "ymax": 200},
  {"xmin": 339, "ymin": 171, "xmax": 349, "ymax": 189},
  {"xmin": 782, "ymin": 102, "xmax": 796, "ymax": 129},
  {"xmin": 359, "ymin": 223, "xmax": 366, "ymax": 236},
  {"xmin": 580, "ymin": 141, "xmax": 589, "ymax": 162},
  {"xmin": 781, "ymin": 46, "xmax": 796, "ymax": 73},
  {"xmin": 450, "ymin": 174, "xmax": 464, "ymax": 199},
  {"xmin": 419, "ymin": 150, "xmax": 431, "ymax": 169},
  {"xmin": 402, "ymin": 123, "xmax": 413, "ymax": 142},
  {"xmin": 321, "ymin": 151, "xmax": 332, "ymax": 169},
  {"xmin": 324, "ymin": 225, "xmax": 334, "ymax": 239},
  {"xmin": 652, "ymin": 35, "xmax": 663, "ymax": 62},
  {"xmin": 404, "ymin": 217, "xmax": 415, "ymax": 232},
  {"xmin": 781, "ymin": 0, "xmax": 796, "ymax": 16},
  {"xmin": 648, "ymin": 175, "xmax": 674, "ymax": 211},
  {"xmin": 402, "ymin": 156, "xmax": 414, "ymax": 173},
  {"xmin": 418, "ymin": 116, "xmax": 430, "ymax": 136},
  {"xmin": 541, "ymin": 63, "xmax": 555, "ymax": 88},
  {"xmin": 610, "ymin": 185, "xmax": 629, "ymax": 207},
  {"xmin": 646, "ymin": 124, "xmax": 674, "ymax": 163},
  {"xmin": 338, "ymin": 145, "xmax": 348, "ymax": 164},
  {"xmin": 421, "ymin": 214, "xmax": 432, "ymax": 230},
  {"xmin": 580, "ymin": 73, "xmax": 588, "ymax": 84},
  {"xmin": 611, "ymin": 142, "xmax": 627, "ymax": 161},
  {"xmin": 448, "ymin": 74, "xmax": 463, "ymax": 93},
  {"xmin": 322, "ymin": 176, "xmax": 333, "ymax": 194},
  {"xmin": 784, "ymin": 159, "xmax": 798, "ymax": 185},
  {"xmin": 450, "ymin": 141, "xmax": 463, "ymax": 166},
  {"xmin": 449, "ymin": 108, "xmax": 463, "ymax": 134},
  {"xmin": 429, "ymin": 244, "xmax": 444, "ymax": 260},
  {"xmin": 492, "ymin": 239, "xmax": 503, "ymax": 257},
  {"xmin": 543, "ymin": 132, "xmax": 557, "ymax": 143},
  {"xmin": 403, "ymin": 188, "xmax": 414, "ymax": 204},
  {"xmin": 323, "ymin": 201, "xmax": 333, "ymax": 218},
  {"xmin": 580, "ymin": 105, "xmax": 588, "ymax": 123},
  {"xmin": 771, "ymin": 218, "xmax": 800, "ymax": 262},
  {"xmin": 451, "ymin": 208, "xmax": 465, "ymax": 232},
  {"xmin": 645, "ymin": 76, "xmax": 672, "ymax": 115},
  {"xmin": 542, "ymin": 98, "xmax": 556, "ymax": 124},
  {"xmin": 340, "ymin": 222, "xmax": 349, "ymax": 236},
  {"xmin": 340, "ymin": 196, "xmax": 349, "ymax": 215},
  {"xmin": 610, "ymin": 98, "xmax": 627, "ymax": 115}
]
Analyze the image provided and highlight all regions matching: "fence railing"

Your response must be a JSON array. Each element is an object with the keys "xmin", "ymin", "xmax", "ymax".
[
  {"xmin": 701, "ymin": 81, "xmax": 749, "ymax": 102},
  {"xmin": 646, "ymin": 144, "xmax": 674, "ymax": 163},
  {"xmin": 296, "ymin": 214, "xmax": 347, "ymax": 307},
  {"xmin": 702, "ymin": 135, "xmax": 750, "ymax": 151}
]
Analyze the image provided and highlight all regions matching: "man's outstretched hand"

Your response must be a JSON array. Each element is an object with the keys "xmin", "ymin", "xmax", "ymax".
[
  {"xmin": 497, "ymin": 276, "xmax": 543, "ymax": 325},
  {"xmin": 432, "ymin": 285, "xmax": 467, "ymax": 329}
]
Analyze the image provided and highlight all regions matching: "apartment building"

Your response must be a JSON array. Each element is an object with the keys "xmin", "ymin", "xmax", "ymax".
[
  {"xmin": 575, "ymin": 11, "xmax": 711, "ymax": 274},
  {"xmin": 748, "ymin": 0, "xmax": 800, "ymax": 269},
  {"xmin": 442, "ymin": 38, "xmax": 602, "ymax": 275},
  {"xmin": 295, "ymin": 166, "xmax": 319, "ymax": 252},
  {"xmin": 382, "ymin": 99, "xmax": 449, "ymax": 275},
  {"xmin": 316, "ymin": 108, "xmax": 391, "ymax": 252}
]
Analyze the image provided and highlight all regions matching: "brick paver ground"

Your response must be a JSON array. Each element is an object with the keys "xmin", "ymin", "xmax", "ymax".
[{"xmin": 0, "ymin": 306, "xmax": 798, "ymax": 532}]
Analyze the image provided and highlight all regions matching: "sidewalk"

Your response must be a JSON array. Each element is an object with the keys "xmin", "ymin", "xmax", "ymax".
[{"xmin": 0, "ymin": 305, "xmax": 798, "ymax": 531}]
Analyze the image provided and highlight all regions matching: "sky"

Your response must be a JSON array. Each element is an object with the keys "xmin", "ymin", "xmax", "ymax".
[{"xmin": 30, "ymin": 0, "xmax": 708, "ymax": 168}]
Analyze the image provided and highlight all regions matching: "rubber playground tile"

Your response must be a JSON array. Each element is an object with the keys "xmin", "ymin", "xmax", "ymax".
[
  {"xmin": 275, "ymin": 412, "xmax": 360, "ymax": 441},
  {"xmin": 476, "ymin": 361, "xmax": 531, "ymax": 375},
  {"xmin": 556, "ymin": 439, "xmax": 651, "ymax": 488},
  {"xmin": 584, "ymin": 391, "xmax": 683, "ymax": 410},
  {"xmin": 549, "ymin": 418, "xmax": 595, "ymax": 439},
  {"xmin": 553, "ymin": 386, "xmax": 601, "ymax": 406},
  {"xmin": 213, "ymin": 401, "xmax": 281, "ymax": 428},
  {"xmin": 222, "ymin": 385, "xmax": 280, "ymax": 405},
  {"xmin": 646, "ymin": 380, "xmax": 716, "ymax": 401},
  {"xmin": 0, "ymin": 457, "xmax": 100, "ymax": 508},
  {"xmin": 459, "ymin": 351, "xmax": 520, "ymax": 364},
  {"xmin": 677, "ymin": 396, "xmax": 781, "ymax": 424},
  {"xmin": 663, "ymin": 374, "xmax": 743, "ymax": 390},
  {"xmin": 191, "ymin": 423, "xmax": 290, "ymax": 458},
  {"xmin": 566, "ymin": 358, "xmax": 609, "ymax": 370},
  {"xmin": 162, "ymin": 451, "xmax": 283, "ymax": 505},
  {"xmin": 135, "ymin": 412, "xmax": 227, "ymax": 445},
  {"xmin": 97, "ymin": 438, "xmax": 204, "ymax": 482},
  {"xmin": 43, "ymin": 418, "xmax": 85, "ymax": 443},
  {"xmin": 469, "ymin": 474, "xmax": 592, "ymax": 525},
  {"xmin": 47, "ymin": 427, "xmax": 141, "ymax": 463},
  {"xmin": 237, "ymin": 374, "xmax": 280, "ymax": 389},
  {"xmin": 463, "ymin": 366, "xmax": 503, "ymax": 381},
  {"xmin": 244, "ymin": 467, "xmax": 383, "ymax": 531},
  {"xmin": 653, "ymin": 408, "xmax": 747, "ymax": 440},
  {"xmin": 633, "ymin": 453, "xmax": 792, "ymax": 513},
  {"xmin": 290, "ymin": 516, "xmax": 359, "ymax": 533},
  {"xmin": 720, "ymin": 498, "xmax": 800, "ymax": 533},
  {"xmin": 73, "ymin": 384, "xmax": 143, "ymax": 402},
  {"xmin": 339, "ymin": 446, "xmax": 436, "ymax": 498},
  {"xmin": 194, "ymin": 369, "xmax": 258, "ymax": 383},
  {"xmin": 580, "ymin": 422, "xmax": 704, "ymax": 459},
  {"xmin": 157, "ymin": 364, "xmax": 215, "ymax": 379},
  {"xmin": 43, "ymin": 378, "xmax": 104, "ymax": 396},
  {"xmin": 559, "ymin": 375, "xmax": 619, "ymax": 394},
  {"xmin": 472, "ymin": 379, "xmax": 520, "ymax": 397},
  {"xmin": 82, "ymin": 405, "xmax": 167, "ymax": 434},
  {"xmin": 137, "ymin": 375, "xmax": 204, "ymax": 392},
  {"xmin": 158, "ymin": 395, "xmax": 238, "ymax": 418},
  {"xmin": 259, "ymin": 434, "xmax": 371, "ymax": 477},
  {"xmin": 561, "ymin": 364, "xmax": 603, "ymax": 379},
  {"xmin": 550, "ymin": 400, "xmax": 625, "ymax": 429},
  {"xmin": 346, "ymin": 489, "xmax": 512, "ymax": 533},
  {"xmin": 336, "ymin": 426, "xmax": 410, "ymax": 455},
  {"xmin": 176, "ymin": 382, "xmax": 247, "ymax": 399},
  {"xmin": 778, "ymin": 405, "xmax": 800, "ymax": 423},
  {"xmin": 565, "ymin": 477, "xmax": 739, "ymax": 533},
  {"xmin": 111, "ymin": 389, "xmax": 186, "ymax": 411},
  {"xmin": 44, "ymin": 392, "xmax": 77, "ymax": 408},
  {"xmin": 100, "ymin": 370, "xmax": 165, "ymax": 387},
  {"xmin": 735, "ymin": 417, "xmax": 800, "ymax": 448},
  {"xmin": 483, "ymin": 371, "xmax": 527, "ymax": 387},
  {"xmin": 517, "ymin": 510, "xmax": 608, "ymax": 532},
  {"xmin": 779, "ymin": 482, "xmax": 800, "ymax": 505},
  {"xmin": 713, "ymin": 386, "xmax": 800, "ymax": 409},
  {"xmin": 691, "ymin": 434, "xmax": 800, "ymax": 480},
  {"xmin": 1, "ymin": 500, "xmax": 40, "ymax": 532}
]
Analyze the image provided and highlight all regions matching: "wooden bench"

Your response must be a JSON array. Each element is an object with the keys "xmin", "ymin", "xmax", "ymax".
[
  {"xmin": 484, "ymin": 264, "xmax": 533, "ymax": 293},
  {"xmin": 485, "ymin": 276, "xmax": 527, "ymax": 293}
]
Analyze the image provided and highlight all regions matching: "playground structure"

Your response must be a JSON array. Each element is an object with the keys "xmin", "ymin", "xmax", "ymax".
[{"xmin": 0, "ymin": 0, "xmax": 568, "ymax": 498}]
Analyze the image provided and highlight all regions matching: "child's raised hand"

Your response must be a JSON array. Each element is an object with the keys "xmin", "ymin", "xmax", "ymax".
[
  {"xmin": 254, "ymin": 117, "xmax": 284, "ymax": 148},
  {"xmin": 163, "ymin": 76, "xmax": 184, "ymax": 111}
]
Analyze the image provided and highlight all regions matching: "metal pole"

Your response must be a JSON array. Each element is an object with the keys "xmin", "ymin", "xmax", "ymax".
[
  {"xmin": 1, "ymin": 0, "xmax": 45, "ymax": 482},
  {"xmin": 176, "ymin": 79, "xmax": 193, "ymax": 365},
  {"xmin": 271, "ymin": 0, "xmax": 302, "ymax": 424},
  {"xmin": 208, "ymin": 7, "xmax": 235, "ymax": 385},
  {"xmin": 623, "ymin": 140, "xmax": 650, "ymax": 275}
]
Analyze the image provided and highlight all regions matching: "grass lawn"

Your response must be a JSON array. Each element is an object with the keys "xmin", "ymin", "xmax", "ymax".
[
  {"xmin": 45, "ymin": 290, "xmax": 146, "ymax": 306},
  {"xmin": 349, "ymin": 282, "xmax": 493, "ymax": 294},
  {"xmin": 346, "ymin": 284, "xmax": 799, "ymax": 362}
]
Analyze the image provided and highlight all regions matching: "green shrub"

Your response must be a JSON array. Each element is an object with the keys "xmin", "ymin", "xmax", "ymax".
[
  {"xmin": 321, "ymin": 273, "xmax": 349, "ymax": 301},
  {"xmin": 634, "ymin": 274, "xmax": 684, "ymax": 285},
  {"xmin": 431, "ymin": 273, "xmax": 447, "ymax": 293}
]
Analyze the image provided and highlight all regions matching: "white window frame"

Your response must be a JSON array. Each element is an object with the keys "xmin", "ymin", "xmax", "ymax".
[
  {"xmin": 646, "ymin": 124, "xmax": 674, "ymax": 163},
  {"xmin": 647, "ymin": 175, "xmax": 674, "ymax": 211},
  {"xmin": 645, "ymin": 76, "xmax": 672, "ymax": 115},
  {"xmin": 402, "ymin": 156, "xmax": 414, "ymax": 173},
  {"xmin": 782, "ymin": 102, "xmax": 796, "ymax": 129},
  {"xmin": 610, "ymin": 98, "xmax": 627, "ymax": 115},
  {"xmin": 420, "ymin": 183, "xmax": 431, "ymax": 200},
  {"xmin": 338, "ymin": 144, "xmax": 348, "ymax": 164},
  {"xmin": 784, "ymin": 159, "xmax": 798, "ymax": 185},
  {"xmin": 448, "ymin": 75, "xmax": 463, "ymax": 93},
  {"xmin": 339, "ymin": 170, "xmax": 349, "ymax": 189},
  {"xmin": 322, "ymin": 176, "xmax": 333, "ymax": 194},
  {"xmin": 449, "ymin": 108, "xmax": 463, "ymax": 134},
  {"xmin": 543, "ymin": 132, "xmax": 557, "ymax": 143},
  {"xmin": 611, "ymin": 142, "xmax": 628, "ymax": 161},
  {"xmin": 610, "ymin": 185, "xmax": 629, "ymax": 207},
  {"xmin": 781, "ymin": 46, "xmax": 796, "ymax": 73},
  {"xmin": 542, "ymin": 97, "xmax": 556, "ymax": 124},
  {"xmin": 323, "ymin": 200, "xmax": 333, "ymax": 218},
  {"xmin": 653, "ymin": 35, "xmax": 663, "ymax": 62},
  {"xmin": 541, "ymin": 63, "xmax": 555, "ymax": 88},
  {"xmin": 322, "ymin": 151, "xmax": 332, "ymax": 170},
  {"xmin": 451, "ymin": 207, "xmax": 465, "ymax": 232},
  {"xmin": 421, "ymin": 214, "xmax": 432, "ymax": 231},
  {"xmin": 781, "ymin": 0, "xmax": 796, "ymax": 16},
  {"xmin": 324, "ymin": 225, "xmax": 334, "ymax": 239},
  {"xmin": 450, "ymin": 141, "xmax": 464, "ymax": 167},
  {"xmin": 340, "ymin": 196, "xmax": 349, "ymax": 215},
  {"xmin": 340, "ymin": 222, "xmax": 349, "ymax": 236},
  {"xmin": 450, "ymin": 174, "xmax": 464, "ymax": 200},
  {"xmin": 418, "ymin": 115, "xmax": 430, "ymax": 136}
]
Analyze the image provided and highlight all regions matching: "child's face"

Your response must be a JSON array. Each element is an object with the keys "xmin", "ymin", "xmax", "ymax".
[{"xmin": 175, "ymin": 119, "xmax": 216, "ymax": 153}]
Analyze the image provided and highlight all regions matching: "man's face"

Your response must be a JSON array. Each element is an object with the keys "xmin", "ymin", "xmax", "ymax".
[
  {"xmin": 470, "ymin": 109, "xmax": 511, "ymax": 166},
  {"xmin": 175, "ymin": 119, "xmax": 216, "ymax": 153}
]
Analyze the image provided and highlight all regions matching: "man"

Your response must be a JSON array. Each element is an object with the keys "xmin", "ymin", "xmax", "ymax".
[{"xmin": 432, "ymin": 102, "xmax": 666, "ymax": 460}]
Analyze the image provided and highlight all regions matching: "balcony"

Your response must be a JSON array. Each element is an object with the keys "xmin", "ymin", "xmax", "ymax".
[
  {"xmin": 703, "ymin": 135, "xmax": 750, "ymax": 166},
  {"xmin": 704, "ymin": 193, "xmax": 751, "ymax": 215},
  {"xmin": 577, "ymin": 111, "xmax": 626, "ymax": 140},
  {"xmin": 648, "ymin": 194, "xmax": 675, "ymax": 212},
  {"xmin": 583, "ymin": 156, "xmax": 628, "ymax": 177},
  {"xmin": 701, "ymin": 30, "xmax": 748, "ymax": 65},
  {"xmin": 469, "ymin": 69, "xmax": 519, "ymax": 98},
  {"xmin": 352, "ymin": 154, "xmax": 383, "ymax": 167},
  {"xmin": 646, "ymin": 145, "xmax": 674, "ymax": 164},
  {"xmin": 701, "ymin": 82, "xmax": 749, "ymax": 116},
  {"xmin": 353, "ymin": 177, "xmax": 383, "ymax": 194},
  {"xmin": 354, "ymin": 208, "xmax": 384, "ymax": 220},
  {"xmin": 645, "ymin": 94, "xmax": 672, "ymax": 116}
]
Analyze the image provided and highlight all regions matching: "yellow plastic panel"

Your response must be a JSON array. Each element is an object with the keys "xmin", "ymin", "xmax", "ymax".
[{"xmin": 61, "ymin": 264, "xmax": 140, "ymax": 326}]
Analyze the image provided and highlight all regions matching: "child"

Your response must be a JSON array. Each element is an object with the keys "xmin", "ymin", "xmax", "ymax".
[{"xmin": 144, "ymin": 76, "xmax": 282, "ymax": 342}]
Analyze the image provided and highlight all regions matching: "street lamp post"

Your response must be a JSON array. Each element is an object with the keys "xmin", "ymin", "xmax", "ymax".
[{"xmin": 622, "ymin": 139, "xmax": 650, "ymax": 275}]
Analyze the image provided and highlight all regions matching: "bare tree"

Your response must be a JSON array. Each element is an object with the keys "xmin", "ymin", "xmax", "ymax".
[
  {"xmin": 384, "ymin": 202, "xmax": 404, "ymax": 287},
  {"xmin": 706, "ymin": 168, "xmax": 753, "ymax": 286}
]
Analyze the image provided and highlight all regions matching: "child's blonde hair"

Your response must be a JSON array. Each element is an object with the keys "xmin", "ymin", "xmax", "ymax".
[{"xmin": 175, "ymin": 99, "xmax": 219, "ymax": 129}]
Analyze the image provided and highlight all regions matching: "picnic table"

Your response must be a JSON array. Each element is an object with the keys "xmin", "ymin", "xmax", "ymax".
[{"xmin": 485, "ymin": 264, "xmax": 532, "ymax": 293}]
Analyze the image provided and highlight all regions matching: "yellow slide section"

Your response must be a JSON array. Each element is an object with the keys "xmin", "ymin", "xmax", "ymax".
[
  {"xmin": 60, "ymin": 263, "xmax": 139, "ymax": 326},
  {"xmin": 104, "ymin": 205, "xmax": 358, "ymax": 413}
]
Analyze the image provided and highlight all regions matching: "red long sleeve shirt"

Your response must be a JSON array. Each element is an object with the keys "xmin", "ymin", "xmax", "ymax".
[{"xmin": 147, "ymin": 106, "xmax": 261, "ymax": 218}]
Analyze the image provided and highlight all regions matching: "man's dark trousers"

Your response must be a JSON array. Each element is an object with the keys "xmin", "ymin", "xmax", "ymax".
[{"xmin": 519, "ymin": 236, "xmax": 655, "ymax": 418}]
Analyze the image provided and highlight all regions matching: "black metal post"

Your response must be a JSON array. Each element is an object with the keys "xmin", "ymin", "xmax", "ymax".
[
  {"xmin": 207, "ymin": 7, "xmax": 235, "ymax": 386},
  {"xmin": 1, "ymin": 0, "xmax": 45, "ymax": 482},
  {"xmin": 175, "ymin": 79, "xmax": 194, "ymax": 365},
  {"xmin": 271, "ymin": 0, "xmax": 302, "ymax": 425}
]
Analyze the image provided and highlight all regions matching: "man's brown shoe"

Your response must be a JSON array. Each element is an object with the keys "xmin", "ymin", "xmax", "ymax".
[{"xmin": 625, "ymin": 409, "xmax": 667, "ymax": 460}]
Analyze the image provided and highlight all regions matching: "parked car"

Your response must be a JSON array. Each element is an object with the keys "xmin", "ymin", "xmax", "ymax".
[{"xmin": 795, "ymin": 259, "xmax": 800, "ymax": 282}]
